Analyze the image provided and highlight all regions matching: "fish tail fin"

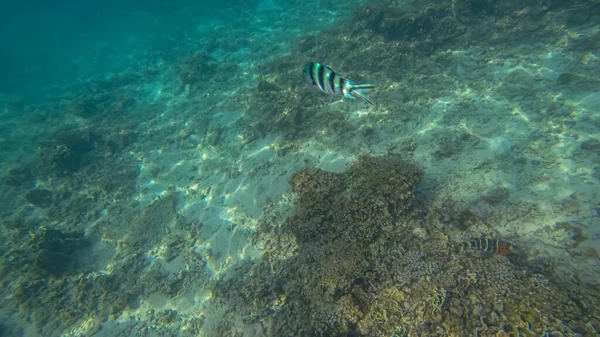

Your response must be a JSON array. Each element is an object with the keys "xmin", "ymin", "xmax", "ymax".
[{"xmin": 349, "ymin": 83, "xmax": 375, "ymax": 106}]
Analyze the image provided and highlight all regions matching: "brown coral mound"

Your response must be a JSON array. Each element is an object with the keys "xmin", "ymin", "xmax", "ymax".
[
  {"xmin": 288, "ymin": 156, "xmax": 423, "ymax": 246},
  {"xmin": 216, "ymin": 155, "xmax": 600, "ymax": 336}
]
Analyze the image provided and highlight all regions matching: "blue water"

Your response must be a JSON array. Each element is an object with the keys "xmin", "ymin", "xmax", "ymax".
[{"xmin": 1, "ymin": 0, "xmax": 599, "ymax": 336}]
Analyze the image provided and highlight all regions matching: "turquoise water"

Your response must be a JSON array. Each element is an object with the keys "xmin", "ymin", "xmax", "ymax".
[{"xmin": 1, "ymin": 0, "xmax": 599, "ymax": 336}]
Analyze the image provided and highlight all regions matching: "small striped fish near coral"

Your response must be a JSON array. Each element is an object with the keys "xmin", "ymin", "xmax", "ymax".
[
  {"xmin": 303, "ymin": 62, "xmax": 375, "ymax": 106},
  {"xmin": 461, "ymin": 238, "xmax": 514, "ymax": 256}
]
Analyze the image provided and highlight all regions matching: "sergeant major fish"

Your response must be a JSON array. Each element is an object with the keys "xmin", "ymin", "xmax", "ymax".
[{"xmin": 303, "ymin": 62, "xmax": 375, "ymax": 106}]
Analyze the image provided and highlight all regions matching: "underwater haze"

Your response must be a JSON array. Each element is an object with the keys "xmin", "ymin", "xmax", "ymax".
[{"xmin": 1, "ymin": 0, "xmax": 600, "ymax": 336}]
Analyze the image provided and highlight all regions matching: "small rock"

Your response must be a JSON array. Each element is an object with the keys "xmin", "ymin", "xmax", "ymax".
[
  {"xmin": 592, "ymin": 167, "xmax": 600, "ymax": 179},
  {"xmin": 581, "ymin": 138, "xmax": 600, "ymax": 150},
  {"xmin": 481, "ymin": 187, "xmax": 510, "ymax": 204},
  {"xmin": 505, "ymin": 67, "xmax": 534, "ymax": 85},
  {"xmin": 205, "ymin": 126, "xmax": 221, "ymax": 147},
  {"xmin": 24, "ymin": 188, "xmax": 53, "ymax": 208},
  {"xmin": 557, "ymin": 72, "xmax": 577, "ymax": 85}
]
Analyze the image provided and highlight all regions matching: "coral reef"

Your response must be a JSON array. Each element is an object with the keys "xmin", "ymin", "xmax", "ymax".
[
  {"xmin": 1, "ymin": 165, "xmax": 34, "ymax": 188},
  {"xmin": 34, "ymin": 126, "xmax": 136, "ymax": 178},
  {"xmin": 215, "ymin": 155, "xmax": 600, "ymax": 336},
  {"xmin": 240, "ymin": 76, "xmax": 317, "ymax": 143},
  {"xmin": 38, "ymin": 128, "xmax": 99, "ymax": 176},
  {"xmin": 0, "ymin": 107, "xmax": 141, "ymax": 335},
  {"xmin": 1, "ymin": 0, "xmax": 599, "ymax": 335},
  {"xmin": 233, "ymin": 0, "xmax": 600, "ymax": 148},
  {"xmin": 178, "ymin": 51, "xmax": 240, "ymax": 93},
  {"xmin": 178, "ymin": 52, "xmax": 218, "ymax": 87},
  {"xmin": 0, "ymin": 192, "xmax": 212, "ymax": 335},
  {"xmin": 0, "ymin": 125, "xmax": 139, "ymax": 228},
  {"xmin": 69, "ymin": 87, "xmax": 136, "ymax": 119},
  {"xmin": 4, "ymin": 226, "xmax": 90, "ymax": 278}
]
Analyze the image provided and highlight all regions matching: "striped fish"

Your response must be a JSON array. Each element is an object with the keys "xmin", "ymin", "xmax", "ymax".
[
  {"xmin": 303, "ymin": 62, "xmax": 375, "ymax": 106},
  {"xmin": 461, "ymin": 239, "xmax": 514, "ymax": 256}
]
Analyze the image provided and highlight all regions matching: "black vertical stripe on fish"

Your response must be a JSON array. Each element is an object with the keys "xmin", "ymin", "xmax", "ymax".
[
  {"xmin": 339, "ymin": 77, "xmax": 347, "ymax": 95},
  {"xmin": 480, "ymin": 239, "xmax": 489, "ymax": 251},
  {"xmin": 328, "ymin": 70, "xmax": 336, "ymax": 94},
  {"xmin": 308, "ymin": 63, "xmax": 317, "ymax": 86},
  {"xmin": 317, "ymin": 64, "xmax": 325, "ymax": 92}
]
